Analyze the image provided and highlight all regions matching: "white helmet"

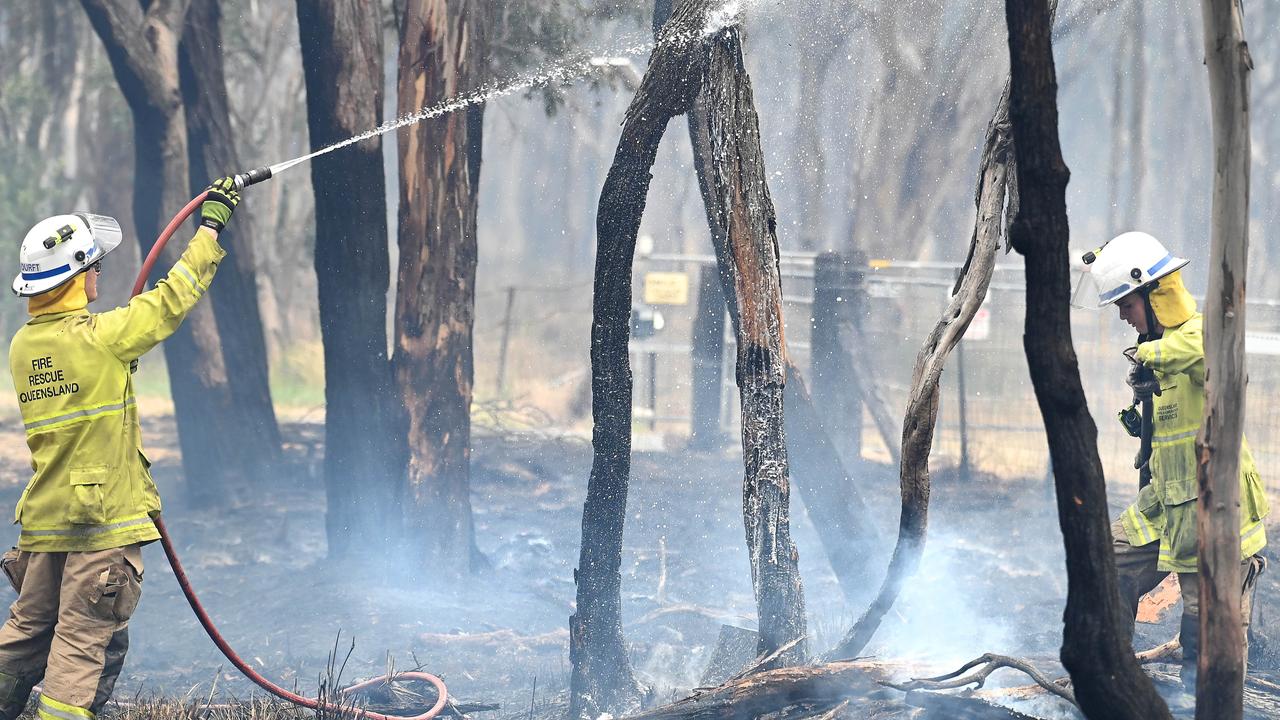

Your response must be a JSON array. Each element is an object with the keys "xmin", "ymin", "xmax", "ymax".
[
  {"xmin": 12, "ymin": 213, "xmax": 123, "ymax": 297},
  {"xmin": 1080, "ymin": 231, "xmax": 1188, "ymax": 308}
]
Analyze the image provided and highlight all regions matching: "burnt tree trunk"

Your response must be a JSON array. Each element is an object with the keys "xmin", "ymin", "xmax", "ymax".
[
  {"xmin": 296, "ymin": 0, "xmax": 403, "ymax": 561},
  {"xmin": 679, "ymin": 2, "xmax": 872, "ymax": 612},
  {"xmin": 80, "ymin": 0, "xmax": 250, "ymax": 503},
  {"xmin": 569, "ymin": 2, "xmax": 711, "ymax": 716},
  {"xmin": 178, "ymin": 0, "xmax": 282, "ymax": 496},
  {"xmin": 394, "ymin": 0, "xmax": 486, "ymax": 576},
  {"xmin": 1004, "ymin": 1, "xmax": 1172, "ymax": 717},
  {"xmin": 1196, "ymin": 1, "xmax": 1251, "ymax": 716},
  {"xmin": 701, "ymin": 23, "xmax": 808, "ymax": 667}
]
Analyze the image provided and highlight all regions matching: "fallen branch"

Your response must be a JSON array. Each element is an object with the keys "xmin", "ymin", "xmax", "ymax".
[
  {"xmin": 620, "ymin": 661, "xmax": 881, "ymax": 720},
  {"xmin": 881, "ymin": 653, "xmax": 1077, "ymax": 708},
  {"xmin": 1135, "ymin": 636, "xmax": 1182, "ymax": 664},
  {"xmin": 722, "ymin": 637, "xmax": 807, "ymax": 684}
]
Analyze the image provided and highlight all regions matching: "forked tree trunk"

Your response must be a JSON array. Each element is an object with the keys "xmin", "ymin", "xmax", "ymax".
[
  {"xmin": 1196, "ymin": 1, "xmax": 1251, "ymax": 716},
  {"xmin": 296, "ymin": 0, "xmax": 403, "ymax": 561},
  {"xmin": 568, "ymin": 2, "xmax": 710, "ymax": 715},
  {"xmin": 79, "ymin": 0, "xmax": 250, "ymax": 504},
  {"xmin": 394, "ymin": 0, "xmax": 485, "ymax": 576},
  {"xmin": 699, "ymin": 23, "xmax": 808, "ymax": 667},
  {"xmin": 179, "ymin": 0, "xmax": 282, "ymax": 494},
  {"xmin": 1004, "ymin": 1, "xmax": 1171, "ymax": 717}
]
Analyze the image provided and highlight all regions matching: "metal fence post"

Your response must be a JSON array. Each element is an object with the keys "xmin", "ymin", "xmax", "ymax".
[
  {"xmin": 811, "ymin": 251, "xmax": 865, "ymax": 462},
  {"xmin": 691, "ymin": 264, "xmax": 727, "ymax": 448}
]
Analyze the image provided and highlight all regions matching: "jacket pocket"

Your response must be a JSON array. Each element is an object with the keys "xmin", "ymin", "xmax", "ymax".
[
  {"xmin": 1244, "ymin": 470, "xmax": 1270, "ymax": 522},
  {"xmin": 1153, "ymin": 441, "xmax": 1198, "ymax": 505},
  {"xmin": 0, "ymin": 548, "xmax": 24, "ymax": 594},
  {"xmin": 68, "ymin": 466, "xmax": 109, "ymax": 525}
]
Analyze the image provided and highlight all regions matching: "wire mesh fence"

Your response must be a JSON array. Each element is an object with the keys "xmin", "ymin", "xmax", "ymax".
[{"xmin": 471, "ymin": 254, "xmax": 1280, "ymax": 503}]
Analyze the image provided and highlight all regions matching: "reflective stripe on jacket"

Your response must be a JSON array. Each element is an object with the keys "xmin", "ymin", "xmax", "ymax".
[
  {"xmin": 1120, "ymin": 312, "xmax": 1269, "ymax": 572},
  {"xmin": 8, "ymin": 230, "xmax": 225, "ymax": 551}
]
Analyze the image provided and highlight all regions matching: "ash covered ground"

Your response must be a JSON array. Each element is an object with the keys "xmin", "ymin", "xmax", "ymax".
[{"xmin": 0, "ymin": 418, "xmax": 1277, "ymax": 719}]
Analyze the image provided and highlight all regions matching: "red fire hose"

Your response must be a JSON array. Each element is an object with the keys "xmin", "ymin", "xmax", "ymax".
[{"xmin": 136, "ymin": 192, "xmax": 448, "ymax": 720}]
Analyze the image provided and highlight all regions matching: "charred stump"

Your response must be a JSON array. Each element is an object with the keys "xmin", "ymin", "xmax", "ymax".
[
  {"xmin": 1004, "ymin": 0, "xmax": 1171, "ymax": 717},
  {"xmin": 569, "ymin": 1, "xmax": 711, "ymax": 716}
]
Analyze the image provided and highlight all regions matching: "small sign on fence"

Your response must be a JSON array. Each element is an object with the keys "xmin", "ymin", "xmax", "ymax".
[{"xmin": 644, "ymin": 272, "xmax": 690, "ymax": 306}]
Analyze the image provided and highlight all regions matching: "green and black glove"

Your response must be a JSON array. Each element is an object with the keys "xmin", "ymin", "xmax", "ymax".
[{"xmin": 200, "ymin": 176, "xmax": 241, "ymax": 233}]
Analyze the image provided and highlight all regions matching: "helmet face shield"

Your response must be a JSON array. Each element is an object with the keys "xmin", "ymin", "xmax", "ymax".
[
  {"xmin": 1070, "ymin": 261, "xmax": 1106, "ymax": 309},
  {"xmin": 74, "ymin": 213, "xmax": 123, "ymax": 255}
]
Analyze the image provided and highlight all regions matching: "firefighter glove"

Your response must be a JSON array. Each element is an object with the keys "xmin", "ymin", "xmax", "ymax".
[
  {"xmin": 1126, "ymin": 362, "xmax": 1161, "ymax": 402},
  {"xmin": 200, "ymin": 177, "xmax": 241, "ymax": 233}
]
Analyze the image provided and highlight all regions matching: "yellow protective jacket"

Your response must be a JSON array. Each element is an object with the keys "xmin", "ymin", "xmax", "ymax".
[
  {"xmin": 8, "ymin": 230, "xmax": 224, "ymax": 551},
  {"xmin": 1120, "ymin": 311, "xmax": 1269, "ymax": 572}
]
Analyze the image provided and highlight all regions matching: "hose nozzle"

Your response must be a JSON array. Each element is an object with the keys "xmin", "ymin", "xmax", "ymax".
[{"xmin": 233, "ymin": 166, "xmax": 273, "ymax": 190}]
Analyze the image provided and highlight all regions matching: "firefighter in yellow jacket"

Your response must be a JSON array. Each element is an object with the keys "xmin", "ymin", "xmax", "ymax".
[
  {"xmin": 0, "ymin": 178, "xmax": 240, "ymax": 720},
  {"xmin": 1087, "ymin": 231, "xmax": 1268, "ymax": 702}
]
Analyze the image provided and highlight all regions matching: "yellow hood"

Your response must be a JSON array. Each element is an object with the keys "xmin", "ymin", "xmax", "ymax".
[
  {"xmin": 28, "ymin": 274, "xmax": 88, "ymax": 317},
  {"xmin": 1149, "ymin": 270, "xmax": 1196, "ymax": 329}
]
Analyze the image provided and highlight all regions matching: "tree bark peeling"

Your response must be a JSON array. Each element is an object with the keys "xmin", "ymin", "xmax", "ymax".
[
  {"xmin": 701, "ymin": 24, "xmax": 807, "ymax": 667},
  {"xmin": 1196, "ymin": 1, "xmax": 1251, "ymax": 716},
  {"xmin": 394, "ymin": 0, "xmax": 485, "ymax": 577}
]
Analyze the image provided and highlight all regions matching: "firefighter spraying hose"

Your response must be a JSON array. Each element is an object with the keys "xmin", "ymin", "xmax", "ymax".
[
  {"xmin": 137, "ymin": 169, "xmax": 450, "ymax": 720},
  {"xmin": 3, "ymin": 167, "xmax": 447, "ymax": 720}
]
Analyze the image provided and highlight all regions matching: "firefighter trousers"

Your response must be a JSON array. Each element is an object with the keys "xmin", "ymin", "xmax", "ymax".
[
  {"xmin": 1111, "ymin": 519, "xmax": 1263, "ymax": 691},
  {"xmin": 0, "ymin": 545, "xmax": 143, "ymax": 720}
]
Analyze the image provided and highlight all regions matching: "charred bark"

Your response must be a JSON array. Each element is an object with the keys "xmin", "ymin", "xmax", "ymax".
[
  {"xmin": 1004, "ymin": 1, "xmax": 1171, "ymax": 718},
  {"xmin": 296, "ymin": 0, "xmax": 403, "ymax": 561},
  {"xmin": 569, "ymin": 2, "xmax": 710, "ymax": 715},
  {"xmin": 1196, "ymin": 1, "xmax": 1252, "ymax": 716},
  {"xmin": 700, "ymin": 24, "xmax": 808, "ymax": 667},
  {"xmin": 393, "ymin": 0, "xmax": 485, "ymax": 576},
  {"xmin": 178, "ymin": 0, "xmax": 282, "ymax": 497},
  {"xmin": 79, "ymin": 0, "xmax": 251, "ymax": 503},
  {"xmin": 829, "ymin": 75, "xmax": 1015, "ymax": 660}
]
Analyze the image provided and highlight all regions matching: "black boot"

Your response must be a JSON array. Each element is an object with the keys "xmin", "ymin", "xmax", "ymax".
[
  {"xmin": 0, "ymin": 670, "xmax": 34, "ymax": 720},
  {"xmin": 1180, "ymin": 612, "xmax": 1200, "ymax": 694}
]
